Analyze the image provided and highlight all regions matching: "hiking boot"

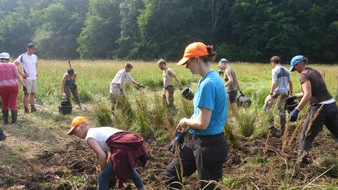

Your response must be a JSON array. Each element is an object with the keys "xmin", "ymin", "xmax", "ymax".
[
  {"xmin": 25, "ymin": 108, "xmax": 30, "ymax": 113},
  {"xmin": 297, "ymin": 151, "xmax": 311, "ymax": 166},
  {"xmin": 2, "ymin": 110, "xmax": 9, "ymax": 124},
  {"xmin": 31, "ymin": 107, "xmax": 37, "ymax": 113}
]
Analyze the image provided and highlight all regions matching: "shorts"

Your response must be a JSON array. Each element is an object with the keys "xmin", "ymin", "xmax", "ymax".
[
  {"xmin": 227, "ymin": 91, "xmax": 238, "ymax": 103},
  {"xmin": 110, "ymin": 93, "xmax": 117, "ymax": 104},
  {"xmin": 24, "ymin": 79, "xmax": 37, "ymax": 93}
]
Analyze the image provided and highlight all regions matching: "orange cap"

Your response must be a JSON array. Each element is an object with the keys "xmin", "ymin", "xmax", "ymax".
[
  {"xmin": 177, "ymin": 42, "xmax": 209, "ymax": 66},
  {"xmin": 67, "ymin": 116, "xmax": 87, "ymax": 135}
]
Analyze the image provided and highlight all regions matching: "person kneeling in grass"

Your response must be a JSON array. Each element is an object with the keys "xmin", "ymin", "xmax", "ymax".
[{"xmin": 67, "ymin": 116, "xmax": 148, "ymax": 190}]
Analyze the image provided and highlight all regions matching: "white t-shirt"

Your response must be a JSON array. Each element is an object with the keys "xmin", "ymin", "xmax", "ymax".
[
  {"xmin": 16, "ymin": 53, "xmax": 38, "ymax": 80},
  {"xmin": 85, "ymin": 127, "xmax": 123, "ymax": 152},
  {"xmin": 110, "ymin": 69, "xmax": 135, "ymax": 94}
]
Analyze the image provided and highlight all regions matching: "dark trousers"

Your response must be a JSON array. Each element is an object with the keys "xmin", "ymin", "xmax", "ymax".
[
  {"xmin": 64, "ymin": 84, "xmax": 81, "ymax": 104},
  {"xmin": 165, "ymin": 134, "xmax": 228, "ymax": 190},
  {"xmin": 299, "ymin": 102, "xmax": 338, "ymax": 151}
]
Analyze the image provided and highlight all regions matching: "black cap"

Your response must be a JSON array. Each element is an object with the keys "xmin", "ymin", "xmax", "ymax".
[{"xmin": 27, "ymin": 43, "xmax": 36, "ymax": 49}]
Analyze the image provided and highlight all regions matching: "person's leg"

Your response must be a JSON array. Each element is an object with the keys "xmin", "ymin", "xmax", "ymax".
[
  {"xmin": 110, "ymin": 93, "xmax": 117, "ymax": 111},
  {"xmin": 97, "ymin": 161, "xmax": 115, "ymax": 190},
  {"xmin": 0, "ymin": 88, "xmax": 9, "ymax": 124},
  {"xmin": 228, "ymin": 91, "xmax": 238, "ymax": 119},
  {"xmin": 7, "ymin": 86, "xmax": 19, "ymax": 124},
  {"xmin": 30, "ymin": 80, "xmax": 37, "ymax": 112},
  {"xmin": 64, "ymin": 85, "xmax": 72, "ymax": 102},
  {"xmin": 263, "ymin": 95, "xmax": 276, "ymax": 129},
  {"xmin": 22, "ymin": 79, "xmax": 30, "ymax": 112},
  {"xmin": 0, "ymin": 127, "xmax": 6, "ymax": 141},
  {"xmin": 130, "ymin": 169, "xmax": 144, "ymax": 189},
  {"xmin": 193, "ymin": 134, "xmax": 228, "ymax": 190},
  {"xmin": 323, "ymin": 103, "xmax": 338, "ymax": 141},
  {"xmin": 71, "ymin": 85, "xmax": 84, "ymax": 110},
  {"xmin": 277, "ymin": 94, "xmax": 288, "ymax": 133},
  {"xmin": 165, "ymin": 138, "xmax": 196, "ymax": 189}
]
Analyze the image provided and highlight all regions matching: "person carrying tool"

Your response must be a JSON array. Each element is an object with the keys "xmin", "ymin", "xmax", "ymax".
[
  {"xmin": 288, "ymin": 55, "xmax": 338, "ymax": 165},
  {"xmin": 157, "ymin": 59, "xmax": 183, "ymax": 114},
  {"xmin": 60, "ymin": 67, "xmax": 85, "ymax": 111}
]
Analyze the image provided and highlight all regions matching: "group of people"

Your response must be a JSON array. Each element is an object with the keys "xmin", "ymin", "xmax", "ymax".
[{"xmin": 2, "ymin": 41, "xmax": 338, "ymax": 189}]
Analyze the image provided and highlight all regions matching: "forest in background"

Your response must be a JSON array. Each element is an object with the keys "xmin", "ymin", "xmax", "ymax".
[{"xmin": 0, "ymin": 0, "xmax": 337, "ymax": 63}]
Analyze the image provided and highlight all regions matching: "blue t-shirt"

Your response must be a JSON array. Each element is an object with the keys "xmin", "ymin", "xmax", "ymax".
[{"xmin": 189, "ymin": 70, "xmax": 228, "ymax": 135}]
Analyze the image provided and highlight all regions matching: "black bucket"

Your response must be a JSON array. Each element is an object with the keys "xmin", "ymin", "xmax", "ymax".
[
  {"xmin": 285, "ymin": 101, "xmax": 299, "ymax": 113},
  {"xmin": 237, "ymin": 91, "xmax": 251, "ymax": 108},
  {"xmin": 181, "ymin": 88, "xmax": 194, "ymax": 100},
  {"xmin": 59, "ymin": 101, "xmax": 72, "ymax": 115}
]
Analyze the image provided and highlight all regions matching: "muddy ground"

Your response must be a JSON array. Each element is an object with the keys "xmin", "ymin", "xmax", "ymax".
[{"xmin": 1, "ymin": 133, "xmax": 338, "ymax": 190}]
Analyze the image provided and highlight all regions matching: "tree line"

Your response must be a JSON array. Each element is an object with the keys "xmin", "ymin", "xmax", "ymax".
[{"xmin": 0, "ymin": 0, "xmax": 337, "ymax": 63}]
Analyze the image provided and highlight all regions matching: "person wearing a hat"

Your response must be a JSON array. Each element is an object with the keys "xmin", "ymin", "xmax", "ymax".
[
  {"xmin": 0, "ymin": 52, "xmax": 26, "ymax": 127},
  {"xmin": 263, "ymin": 56, "xmax": 293, "ymax": 135},
  {"xmin": 219, "ymin": 58, "xmax": 241, "ymax": 117},
  {"xmin": 165, "ymin": 42, "xmax": 228, "ymax": 190},
  {"xmin": 109, "ymin": 62, "xmax": 145, "ymax": 111},
  {"xmin": 67, "ymin": 116, "xmax": 148, "ymax": 190},
  {"xmin": 288, "ymin": 55, "xmax": 338, "ymax": 165},
  {"xmin": 157, "ymin": 58, "xmax": 183, "ymax": 114},
  {"xmin": 14, "ymin": 43, "xmax": 38, "ymax": 113},
  {"xmin": 60, "ymin": 68, "xmax": 85, "ymax": 111}
]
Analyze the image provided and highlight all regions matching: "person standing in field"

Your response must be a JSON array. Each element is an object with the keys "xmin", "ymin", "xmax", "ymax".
[
  {"xmin": 288, "ymin": 55, "xmax": 338, "ymax": 165},
  {"xmin": 165, "ymin": 42, "xmax": 228, "ymax": 190},
  {"xmin": 60, "ymin": 68, "xmax": 85, "ymax": 111},
  {"xmin": 157, "ymin": 59, "xmax": 183, "ymax": 114},
  {"xmin": 0, "ymin": 52, "xmax": 26, "ymax": 126},
  {"xmin": 109, "ymin": 63, "xmax": 145, "ymax": 111},
  {"xmin": 219, "ymin": 58, "xmax": 241, "ymax": 117},
  {"xmin": 15, "ymin": 43, "xmax": 38, "ymax": 113},
  {"xmin": 263, "ymin": 56, "xmax": 293, "ymax": 135},
  {"xmin": 67, "ymin": 116, "xmax": 148, "ymax": 190}
]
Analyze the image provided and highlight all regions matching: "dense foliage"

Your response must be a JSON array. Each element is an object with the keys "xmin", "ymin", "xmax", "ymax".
[{"xmin": 0, "ymin": 0, "xmax": 337, "ymax": 62}]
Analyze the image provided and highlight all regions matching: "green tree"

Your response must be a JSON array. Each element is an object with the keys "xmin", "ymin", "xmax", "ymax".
[{"xmin": 77, "ymin": 0, "xmax": 121, "ymax": 59}]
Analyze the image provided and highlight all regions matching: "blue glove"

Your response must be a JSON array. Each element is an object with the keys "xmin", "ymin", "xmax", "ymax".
[
  {"xmin": 168, "ymin": 133, "xmax": 185, "ymax": 153},
  {"xmin": 290, "ymin": 108, "xmax": 300, "ymax": 122},
  {"xmin": 285, "ymin": 95, "xmax": 297, "ymax": 104}
]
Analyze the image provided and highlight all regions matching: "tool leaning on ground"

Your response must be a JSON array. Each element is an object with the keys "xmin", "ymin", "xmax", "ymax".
[{"xmin": 168, "ymin": 130, "xmax": 186, "ymax": 153}]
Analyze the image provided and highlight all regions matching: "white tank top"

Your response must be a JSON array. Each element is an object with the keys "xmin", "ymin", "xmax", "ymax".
[{"xmin": 85, "ymin": 127, "xmax": 123, "ymax": 152}]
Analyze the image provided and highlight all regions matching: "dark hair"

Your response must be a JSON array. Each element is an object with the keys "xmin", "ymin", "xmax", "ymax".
[
  {"xmin": 67, "ymin": 68, "xmax": 74, "ymax": 75},
  {"xmin": 200, "ymin": 45, "xmax": 217, "ymax": 63}
]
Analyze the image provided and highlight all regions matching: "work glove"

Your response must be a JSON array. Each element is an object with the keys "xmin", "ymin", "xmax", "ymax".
[
  {"xmin": 138, "ymin": 83, "xmax": 145, "ymax": 88},
  {"xmin": 23, "ymin": 86, "xmax": 27, "ymax": 93},
  {"xmin": 168, "ymin": 133, "xmax": 185, "ymax": 154},
  {"xmin": 179, "ymin": 85, "xmax": 183, "ymax": 91},
  {"xmin": 285, "ymin": 95, "xmax": 297, "ymax": 104},
  {"xmin": 120, "ymin": 89, "xmax": 124, "ymax": 95},
  {"xmin": 290, "ymin": 108, "xmax": 300, "ymax": 122}
]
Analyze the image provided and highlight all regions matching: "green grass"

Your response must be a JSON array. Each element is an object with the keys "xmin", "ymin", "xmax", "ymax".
[{"xmin": 1, "ymin": 60, "xmax": 338, "ymax": 189}]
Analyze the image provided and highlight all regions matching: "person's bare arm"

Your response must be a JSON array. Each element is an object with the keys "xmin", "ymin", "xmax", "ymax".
[
  {"xmin": 61, "ymin": 74, "xmax": 66, "ymax": 93},
  {"xmin": 176, "ymin": 107, "xmax": 212, "ymax": 133},
  {"xmin": 269, "ymin": 80, "xmax": 277, "ymax": 95},
  {"xmin": 14, "ymin": 66, "xmax": 25, "ymax": 86},
  {"xmin": 225, "ymin": 69, "xmax": 233, "ymax": 87},
  {"xmin": 296, "ymin": 81, "xmax": 311, "ymax": 110},
  {"xmin": 288, "ymin": 80, "xmax": 293, "ymax": 95},
  {"xmin": 87, "ymin": 138, "xmax": 108, "ymax": 170},
  {"xmin": 169, "ymin": 70, "xmax": 182, "ymax": 86},
  {"xmin": 15, "ymin": 61, "xmax": 27, "ymax": 77}
]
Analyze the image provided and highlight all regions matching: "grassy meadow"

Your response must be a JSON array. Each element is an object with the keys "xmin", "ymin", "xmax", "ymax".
[{"xmin": 1, "ymin": 59, "xmax": 338, "ymax": 189}]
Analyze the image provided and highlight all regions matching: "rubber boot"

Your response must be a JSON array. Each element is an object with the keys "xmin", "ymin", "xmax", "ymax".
[
  {"xmin": 0, "ymin": 127, "xmax": 6, "ymax": 141},
  {"xmin": 11, "ymin": 110, "xmax": 17, "ymax": 125},
  {"xmin": 2, "ymin": 110, "xmax": 9, "ymax": 125}
]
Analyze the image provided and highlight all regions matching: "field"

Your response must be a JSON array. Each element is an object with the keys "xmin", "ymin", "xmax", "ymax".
[{"xmin": 1, "ymin": 60, "xmax": 338, "ymax": 190}]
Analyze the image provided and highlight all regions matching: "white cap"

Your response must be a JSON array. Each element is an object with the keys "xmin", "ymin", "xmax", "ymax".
[
  {"xmin": 0, "ymin": 52, "xmax": 10, "ymax": 60},
  {"xmin": 218, "ymin": 58, "xmax": 228, "ymax": 65}
]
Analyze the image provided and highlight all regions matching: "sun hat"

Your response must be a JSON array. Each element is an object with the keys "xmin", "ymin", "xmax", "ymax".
[
  {"xmin": 290, "ymin": 55, "xmax": 304, "ymax": 72},
  {"xmin": 218, "ymin": 58, "xmax": 228, "ymax": 65},
  {"xmin": 177, "ymin": 42, "xmax": 209, "ymax": 66},
  {"xmin": 27, "ymin": 43, "xmax": 37, "ymax": 49},
  {"xmin": 67, "ymin": 116, "xmax": 87, "ymax": 135},
  {"xmin": 0, "ymin": 52, "xmax": 10, "ymax": 60}
]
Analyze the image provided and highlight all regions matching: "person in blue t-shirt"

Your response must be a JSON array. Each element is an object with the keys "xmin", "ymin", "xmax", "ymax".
[{"xmin": 165, "ymin": 42, "xmax": 228, "ymax": 190}]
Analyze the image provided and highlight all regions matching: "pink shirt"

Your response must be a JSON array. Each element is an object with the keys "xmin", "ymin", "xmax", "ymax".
[{"xmin": 0, "ymin": 62, "xmax": 18, "ymax": 87}]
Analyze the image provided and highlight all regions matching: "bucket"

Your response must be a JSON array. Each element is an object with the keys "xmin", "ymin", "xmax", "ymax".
[
  {"xmin": 59, "ymin": 101, "xmax": 72, "ymax": 115},
  {"xmin": 236, "ymin": 91, "xmax": 251, "ymax": 108},
  {"xmin": 285, "ymin": 101, "xmax": 298, "ymax": 113},
  {"xmin": 181, "ymin": 88, "xmax": 194, "ymax": 100}
]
